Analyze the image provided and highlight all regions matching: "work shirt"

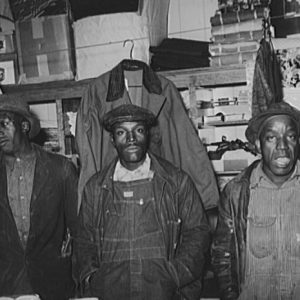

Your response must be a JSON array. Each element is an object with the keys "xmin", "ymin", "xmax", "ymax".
[
  {"xmin": 113, "ymin": 153, "xmax": 153, "ymax": 182},
  {"xmin": 240, "ymin": 161, "xmax": 300, "ymax": 300},
  {"xmin": 5, "ymin": 151, "xmax": 36, "ymax": 248}
]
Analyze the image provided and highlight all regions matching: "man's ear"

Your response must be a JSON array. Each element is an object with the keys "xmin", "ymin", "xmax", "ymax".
[
  {"xmin": 255, "ymin": 138, "xmax": 261, "ymax": 154},
  {"xmin": 110, "ymin": 132, "xmax": 115, "ymax": 146},
  {"xmin": 21, "ymin": 120, "xmax": 30, "ymax": 134}
]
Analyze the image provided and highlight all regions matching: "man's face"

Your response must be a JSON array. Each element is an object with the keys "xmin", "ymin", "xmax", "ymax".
[
  {"xmin": 0, "ymin": 112, "xmax": 23, "ymax": 154},
  {"xmin": 255, "ymin": 114, "xmax": 300, "ymax": 185},
  {"xmin": 111, "ymin": 121, "xmax": 149, "ymax": 170}
]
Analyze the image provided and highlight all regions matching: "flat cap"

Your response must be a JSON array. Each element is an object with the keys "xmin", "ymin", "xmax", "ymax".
[
  {"xmin": 245, "ymin": 101, "xmax": 300, "ymax": 144},
  {"xmin": 102, "ymin": 104, "xmax": 157, "ymax": 132},
  {"xmin": 0, "ymin": 94, "xmax": 40, "ymax": 138}
]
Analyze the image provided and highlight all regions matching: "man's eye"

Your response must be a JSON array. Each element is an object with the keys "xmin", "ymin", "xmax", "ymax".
[
  {"xmin": 137, "ymin": 128, "xmax": 145, "ymax": 134},
  {"xmin": 287, "ymin": 134, "xmax": 297, "ymax": 141},
  {"xmin": 266, "ymin": 135, "xmax": 276, "ymax": 142},
  {"xmin": 116, "ymin": 130, "xmax": 125, "ymax": 136},
  {"xmin": 0, "ymin": 120, "xmax": 10, "ymax": 129}
]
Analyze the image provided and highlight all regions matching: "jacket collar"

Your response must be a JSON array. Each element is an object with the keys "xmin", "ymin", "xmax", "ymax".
[
  {"xmin": 100, "ymin": 152, "xmax": 174, "ymax": 190},
  {"xmin": 106, "ymin": 60, "xmax": 162, "ymax": 102}
]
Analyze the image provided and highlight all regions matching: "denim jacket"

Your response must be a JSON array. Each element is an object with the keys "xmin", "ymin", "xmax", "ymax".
[
  {"xmin": 75, "ymin": 152, "xmax": 210, "ymax": 300},
  {"xmin": 211, "ymin": 160, "xmax": 260, "ymax": 300}
]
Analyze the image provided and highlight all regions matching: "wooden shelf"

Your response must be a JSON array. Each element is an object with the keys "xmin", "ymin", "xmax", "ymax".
[
  {"xmin": 1, "ymin": 79, "xmax": 90, "ymax": 103},
  {"xmin": 0, "ymin": 64, "xmax": 247, "ymax": 103},
  {"xmin": 158, "ymin": 64, "xmax": 247, "ymax": 88}
]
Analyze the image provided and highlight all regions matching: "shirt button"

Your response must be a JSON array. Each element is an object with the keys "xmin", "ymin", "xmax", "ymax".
[
  {"xmin": 16, "ymin": 158, "xmax": 21, "ymax": 162},
  {"xmin": 20, "ymin": 196, "xmax": 25, "ymax": 200},
  {"xmin": 22, "ymin": 215, "xmax": 26, "ymax": 220},
  {"xmin": 19, "ymin": 176, "xmax": 23, "ymax": 180}
]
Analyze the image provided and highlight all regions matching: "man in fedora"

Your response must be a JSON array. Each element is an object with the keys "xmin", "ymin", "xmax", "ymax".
[
  {"xmin": 0, "ymin": 95, "xmax": 78, "ymax": 300},
  {"xmin": 75, "ymin": 104, "xmax": 210, "ymax": 300},
  {"xmin": 212, "ymin": 101, "xmax": 300, "ymax": 299}
]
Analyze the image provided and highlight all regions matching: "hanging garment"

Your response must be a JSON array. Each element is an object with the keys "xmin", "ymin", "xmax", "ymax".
[
  {"xmin": 75, "ymin": 59, "xmax": 219, "ymax": 211},
  {"xmin": 252, "ymin": 38, "xmax": 283, "ymax": 117}
]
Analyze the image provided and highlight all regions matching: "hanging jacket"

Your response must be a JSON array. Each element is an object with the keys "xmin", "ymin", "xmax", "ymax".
[
  {"xmin": 0, "ymin": 144, "xmax": 78, "ymax": 300},
  {"xmin": 75, "ymin": 59, "xmax": 219, "ymax": 211},
  {"xmin": 252, "ymin": 39, "xmax": 283, "ymax": 117},
  {"xmin": 75, "ymin": 152, "xmax": 211, "ymax": 300}
]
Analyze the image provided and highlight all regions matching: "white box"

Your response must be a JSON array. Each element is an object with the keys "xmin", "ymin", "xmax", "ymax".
[
  {"xmin": 73, "ymin": 0, "xmax": 169, "ymax": 80},
  {"xmin": 0, "ymin": 56, "xmax": 17, "ymax": 84},
  {"xmin": 168, "ymin": 0, "xmax": 218, "ymax": 41}
]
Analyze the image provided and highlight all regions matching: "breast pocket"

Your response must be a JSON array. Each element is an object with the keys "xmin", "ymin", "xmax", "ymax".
[
  {"xmin": 103, "ymin": 202, "xmax": 125, "ymax": 239},
  {"xmin": 248, "ymin": 216, "xmax": 276, "ymax": 259}
]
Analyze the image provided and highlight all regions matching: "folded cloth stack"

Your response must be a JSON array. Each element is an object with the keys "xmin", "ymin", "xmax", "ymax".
[
  {"xmin": 150, "ymin": 38, "xmax": 210, "ymax": 71},
  {"xmin": 209, "ymin": 1, "xmax": 266, "ymax": 67}
]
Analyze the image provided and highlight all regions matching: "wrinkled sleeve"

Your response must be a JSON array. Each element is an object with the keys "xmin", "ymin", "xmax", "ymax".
[
  {"xmin": 74, "ymin": 179, "xmax": 100, "ymax": 291},
  {"xmin": 211, "ymin": 184, "xmax": 239, "ymax": 300},
  {"xmin": 158, "ymin": 78, "xmax": 219, "ymax": 210},
  {"xmin": 170, "ymin": 172, "xmax": 211, "ymax": 288},
  {"xmin": 63, "ymin": 159, "xmax": 79, "ymax": 236}
]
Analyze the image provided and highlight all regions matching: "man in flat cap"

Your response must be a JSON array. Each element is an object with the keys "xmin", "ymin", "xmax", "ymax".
[
  {"xmin": 75, "ymin": 104, "xmax": 210, "ymax": 300},
  {"xmin": 212, "ymin": 101, "xmax": 300, "ymax": 300},
  {"xmin": 0, "ymin": 96, "xmax": 78, "ymax": 300}
]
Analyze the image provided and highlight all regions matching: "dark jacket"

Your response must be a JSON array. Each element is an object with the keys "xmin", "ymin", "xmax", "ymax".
[
  {"xmin": 211, "ymin": 160, "xmax": 260, "ymax": 300},
  {"xmin": 75, "ymin": 59, "xmax": 219, "ymax": 211},
  {"xmin": 0, "ymin": 144, "xmax": 78, "ymax": 300},
  {"xmin": 75, "ymin": 152, "xmax": 211, "ymax": 300}
]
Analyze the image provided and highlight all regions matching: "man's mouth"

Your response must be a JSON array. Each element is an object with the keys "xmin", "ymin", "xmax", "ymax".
[
  {"xmin": 125, "ymin": 145, "xmax": 140, "ymax": 152},
  {"xmin": 274, "ymin": 157, "xmax": 291, "ymax": 167}
]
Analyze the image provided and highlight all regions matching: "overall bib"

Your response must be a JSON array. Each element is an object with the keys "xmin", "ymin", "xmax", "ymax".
[{"xmin": 90, "ymin": 178, "xmax": 177, "ymax": 300}]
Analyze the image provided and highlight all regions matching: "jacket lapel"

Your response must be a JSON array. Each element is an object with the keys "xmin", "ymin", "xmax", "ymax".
[
  {"xmin": 30, "ymin": 146, "xmax": 49, "ymax": 211},
  {"xmin": 0, "ymin": 153, "xmax": 13, "ymax": 215}
]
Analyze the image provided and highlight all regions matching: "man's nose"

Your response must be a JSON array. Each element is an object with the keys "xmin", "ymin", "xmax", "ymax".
[
  {"xmin": 126, "ymin": 131, "xmax": 136, "ymax": 142},
  {"xmin": 277, "ymin": 137, "xmax": 288, "ymax": 149}
]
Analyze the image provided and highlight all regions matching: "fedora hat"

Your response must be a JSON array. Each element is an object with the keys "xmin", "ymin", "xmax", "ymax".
[
  {"xmin": 102, "ymin": 104, "xmax": 157, "ymax": 132},
  {"xmin": 0, "ymin": 95, "xmax": 40, "ymax": 138},
  {"xmin": 245, "ymin": 101, "xmax": 300, "ymax": 144}
]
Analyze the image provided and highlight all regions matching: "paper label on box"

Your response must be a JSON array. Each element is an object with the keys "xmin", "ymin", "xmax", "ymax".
[
  {"xmin": 0, "ymin": 60, "xmax": 15, "ymax": 84},
  {"xmin": 31, "ymin": 18, "xmax": 44, "ymax": 39},
  {"xmin": 37, "ymin": 54, "xmax": 49, "ymax": 76}
]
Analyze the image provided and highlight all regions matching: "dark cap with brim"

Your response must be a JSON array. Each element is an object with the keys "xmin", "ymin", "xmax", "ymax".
[
  {"xmin": 102, "ymin": 104, "xmax": 157, "ymax": 132},
  {"xmin": 245, "ymin": 101, "xmax": 300, "ymax": 144},
  {"xmin": 0, "ymin": 95, "xmax": 41, "ymax": 139}
]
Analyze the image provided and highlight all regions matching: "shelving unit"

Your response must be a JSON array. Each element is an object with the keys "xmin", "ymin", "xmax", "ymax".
[{"xmin": 0, "ymin": 64, "xmax": 249, "ymax": 159}]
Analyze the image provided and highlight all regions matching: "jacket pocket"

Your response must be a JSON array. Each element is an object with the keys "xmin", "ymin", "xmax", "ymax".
[{"xmin": 248, "ymin": 216, "xmax": 276, "ymax": 258}]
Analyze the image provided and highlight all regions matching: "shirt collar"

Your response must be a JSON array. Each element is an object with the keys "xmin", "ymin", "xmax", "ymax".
[
  {"xmin": 250, "ymin": 160, "xmax": 300, "ymax": 188},
  {"xmin": 4, "ymin": 146, "xmax": 36, "ymax": 171},
  {"xmin": 113, "ymin": 153, "xmax": 154, "ymax": 182}
]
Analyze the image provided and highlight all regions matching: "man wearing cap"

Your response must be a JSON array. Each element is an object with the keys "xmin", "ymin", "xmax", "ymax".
[
  {"xmin": 212, "ymin": 101, "xmax": 300, "ymax": 299},
  {"xmin": 0, "ymin": 96, "xmax": 78, "ymax": 300},
  {"xmin": 75, "ymin": 104, "xmax": 210, "ymax": 300}
]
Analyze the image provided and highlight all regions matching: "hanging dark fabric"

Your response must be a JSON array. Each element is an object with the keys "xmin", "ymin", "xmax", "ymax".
[{"xmin": 251, "ymin": 38, "xmax": 283, "ymax": 117}]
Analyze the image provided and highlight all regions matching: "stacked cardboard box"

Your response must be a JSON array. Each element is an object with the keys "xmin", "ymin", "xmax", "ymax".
[
  {"xmin": 0, "ymin": 29, "xmax": 18, "ymax": 85},
  {"xmin": 15, "ymin": 14, "xmax": 75, "ymax": 84}
]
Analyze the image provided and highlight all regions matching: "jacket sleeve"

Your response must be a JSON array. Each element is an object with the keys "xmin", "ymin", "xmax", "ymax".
[
  {"xmin": 158, "ymin": 78, "xmax": 219, "ymax": 210},
  {"xmin": 169, "ymin": 172, "xmax": 211, "ymax": 288},
  {"xmin": 63, "ymin": 158, "xmax": 79, "ymax": 236},
  {"xmin": 73, "ymin": 178, "xmax": 100, "ymax": 290},
  {"xmin": 211, "ymin": 183, "xmax": 239, "ymax": 300}
]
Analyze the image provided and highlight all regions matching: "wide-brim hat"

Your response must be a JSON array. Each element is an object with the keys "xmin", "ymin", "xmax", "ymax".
[
  {"xmin": 245, "ymin": 101, "xmax": 300, "ymax": 145},
  {"xmin": 0, "ymin": 95, "xmax": 41, "ymax": 139},
  {"xmin": 102, "ymin": 104, "xmax": 157, "ymax": 132}
]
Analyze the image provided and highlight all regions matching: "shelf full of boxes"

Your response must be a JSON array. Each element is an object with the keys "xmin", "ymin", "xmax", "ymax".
[{"xmin": 2, "ymin": 0, "xmax": 298, "ymax": 183}]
